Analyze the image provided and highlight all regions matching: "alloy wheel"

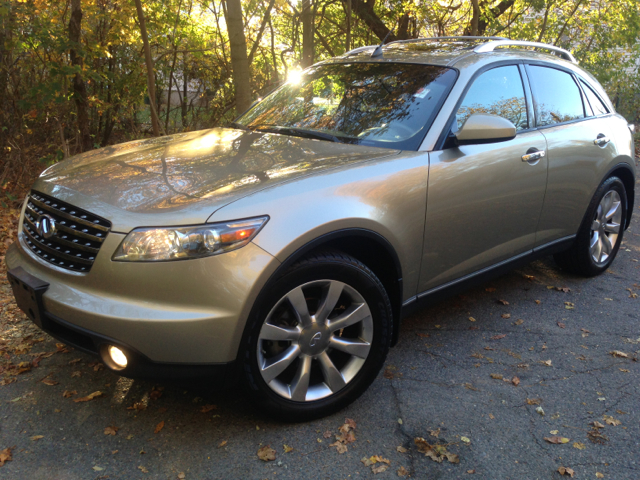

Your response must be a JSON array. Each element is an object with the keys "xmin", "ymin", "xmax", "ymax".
[
  {"xmin": 589, "ymin": 190, "xmax": 622, "ymax": 265},
  {"xmin": 257, "ymin": 279, "xmax": 373, "ymax": 402}
]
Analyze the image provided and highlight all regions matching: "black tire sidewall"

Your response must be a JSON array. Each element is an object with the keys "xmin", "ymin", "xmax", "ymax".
[{"xmin": 241, "ymin": 252, "xmax": 392, "ymax": 421}]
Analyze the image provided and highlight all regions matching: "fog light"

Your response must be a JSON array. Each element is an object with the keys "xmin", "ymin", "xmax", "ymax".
[{"xmin": 108, "ymin": 346, "xmax": 128, "ymax": 368}]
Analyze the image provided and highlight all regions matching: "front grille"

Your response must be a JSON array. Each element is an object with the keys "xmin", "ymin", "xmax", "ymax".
[{"xmin": 22, "ymin": 191, "xmax": 112, "ymax": 272}]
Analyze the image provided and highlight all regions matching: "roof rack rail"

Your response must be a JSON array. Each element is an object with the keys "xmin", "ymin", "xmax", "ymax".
[
  {"xmin": 474, "ymin": 40, "xmax": 577, "ymax": 63},
  {"xmin": 344, "ymin": 36, "xmax": 507, "ymax": 56}
]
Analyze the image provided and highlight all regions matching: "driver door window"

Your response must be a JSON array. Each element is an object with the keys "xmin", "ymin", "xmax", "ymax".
[{"xmin": 456, "ymin": 65, "xmax": 528, "ymax": 131}]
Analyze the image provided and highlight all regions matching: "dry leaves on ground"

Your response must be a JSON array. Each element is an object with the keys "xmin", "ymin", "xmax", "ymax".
[
  {"xmin": 361, "ymin": 455, "xmax": 391, "ymax": 474},
  {"xmin": 128, "ymin": 402, "xmax": 147, "ymax": 412},
  {"xmin": 257, "ymin": 446, "xmax": 276, "ymax": 462},
  {"xmin": 62, "ymin": 390, "xmax": 76, "ymax": 398},
  {"xmin": 154, "ymin": 421, "xmax": 165, "ymax": 434},
  {"xmin": 218, "ymin": 440, "xmax": 227, "ymax": 448},
  {"xmin": 414, "ymin": 438, "xmax": 459, "ymax": 464},
  {"xmin": 490, "ymin": 373, "xmax": 503, "ymax": 380},
  {"xmin": 526, "ymin": 398, "xmax": 541, "ymax": 405},
  {"xmin": 200, "ymin": 405, "xmax": 217, "ymax": 413},
  {"xmin": 138, "ymin": 466, "xmax": 148, "ymax": 473},
  {"xmin": 514, "ymin": 319, "xmax": 524, "ymax": 325},
  {"xmin": 491, "ymin": 334, "xmax": 506, "ymax": 340},
  {"xmin": 283, "ymin": 444, "xmax": 293, "ymax": 453},
  {"xmin": 501, "ymin": 314, "xmax": 511, "ymax": 319},
  {"xmin": 30, "ymin": 435, "xmax": 43, "ymax": 441},
  {"xmin": 329, "ymin": 418, "xmax": 357, "ymax": 454},
  {"xmin": 544, "ymin": 435, "xmax": 570, "ymax": 444},
  {"xmin": 41, "ymin": 378, "xmax": 58, "ymax": 386},
  {"xmin": 603, "ymin": 415, "xmax": 621, "ymax": 426},
  {"xmin": 0, "ymin": 447, "xmax": 13, "ymax": 466},
  {"xmin": 104, "ymin": 426, "xmax": 118, "ymax": 436},
  {"xmin": 541, "ymin": 360, "xmax": 552, "ymax": 367},
  {"xmin": 397, "ymin": 466, "xmax": 409, "ymax": 476},
  {"xmin": 557, "ymin": 322, "xmax": 566, "ymax": 328},
  {"xmin": 73, "ymin": 391, "xmax": 104, "ymax": 403},
  {"xmin": 498, "ymin": 299, "xmax": 509, "ymax": 305},
  {"xmin": 573, "ymin": 442, "xmax": 586, "ymax": 450},
  {"xmin": 511, "ymin": 376, "xmax": 520, "ymax": 386},
  {"xmin": 610, "ymin": 350, "xmax": 629, "ymax": 358},
  {"xmin": 558, "ymin": 466, "xmax": 575, "ymax": 477},
  {"xmin": 397, "ymin": 446, "xmax": 408, "ymax": 453}
]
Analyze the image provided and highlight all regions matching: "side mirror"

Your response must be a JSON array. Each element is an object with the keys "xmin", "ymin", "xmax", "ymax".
[{"xmin": 455, "ymin": 114, "xmax": 517, "ymax": 146}]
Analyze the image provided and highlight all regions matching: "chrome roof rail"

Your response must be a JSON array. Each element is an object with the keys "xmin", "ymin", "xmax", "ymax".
[
  {"xmin": 344, "ymin": 45, "xmax": 377, "ymax": 56},
  {"xmin": 474, "ymin": 40, "xmax": 578, "ymax": 63},
  {"xmin": 389, "ymin": 36, "xmax": 507, "ymax": 44}
]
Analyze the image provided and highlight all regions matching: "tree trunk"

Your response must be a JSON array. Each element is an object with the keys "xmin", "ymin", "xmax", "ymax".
[
  {"xmin": 302, "ymin": 0, "xmax": 314, "ymax": 67},
  {"xmin": 224, "ymin": 0, "xmax": 252, "ymax": 114},
  {"xmin": 470, "ymin": 0, "xmax": 480, "ymax": 36},
  {"xmin": 69, "ymin": 0, "xmax": 92, "ymax": 152},
  {"xmin": 134, "ymin": 0, "xmax": 163, "ymax": 136},
  {"xmin": 345, "ymin": 0, "xmax": 351, "ymax": 52}
]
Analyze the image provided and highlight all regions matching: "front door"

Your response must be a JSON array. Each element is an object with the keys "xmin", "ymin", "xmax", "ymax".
[{"xmin": 418, "ymin": 65, "xmax": 548, "ymax": 293}]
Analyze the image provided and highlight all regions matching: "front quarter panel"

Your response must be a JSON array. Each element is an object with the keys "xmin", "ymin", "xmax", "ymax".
[{"xmin": 209, "ymin": 152, "xmax": 429, "ymax": 302}]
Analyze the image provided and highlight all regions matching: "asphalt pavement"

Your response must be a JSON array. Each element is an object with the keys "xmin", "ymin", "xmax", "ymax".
[{"xmin": 0, "ymin": 173, "xmax": 638, "ymax": 480}]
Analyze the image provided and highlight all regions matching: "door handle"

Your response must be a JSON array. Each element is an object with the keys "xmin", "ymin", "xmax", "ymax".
[
  {"xmin": 522, "ymin": 149, "xmax": 546, "ymax": 164},
  {"xmin": 594, "ymin": 134, "xmax": 610, "ymax": 147}
]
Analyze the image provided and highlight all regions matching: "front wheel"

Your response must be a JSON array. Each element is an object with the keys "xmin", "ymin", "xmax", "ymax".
[
  {"xmin": 554, "ymin": 176, "xmax": 627, "ymax": 277},
  {"xmin": 241, "ymin": 251, "xmax": 392, "ymax": 421}
]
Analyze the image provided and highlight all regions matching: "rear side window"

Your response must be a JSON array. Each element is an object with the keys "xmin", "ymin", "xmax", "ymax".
[
  {"xmin": 580, "ymin": 80, "xmax": 609, "ymax": 116},
  {"xmin": 456, "ymin": 65, "xmax": 528, "ymax": 131},
  {"xmin": 527, "ymin": 66, "xmax": 584, "ymax": 126}
]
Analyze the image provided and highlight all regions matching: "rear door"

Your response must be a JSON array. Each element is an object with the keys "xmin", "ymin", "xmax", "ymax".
[
  {"xmin": 418, "ymin": 64, "xmax": 548, "ymax": 292},
  {"xmin": 525, "ymin": 64, "xmax": 619, "ymax": 246}
]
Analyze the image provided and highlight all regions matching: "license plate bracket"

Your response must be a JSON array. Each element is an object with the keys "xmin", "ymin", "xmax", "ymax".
[{"xmin": 7, "ymin": 267, "xmax": 50, "ymax": 328}]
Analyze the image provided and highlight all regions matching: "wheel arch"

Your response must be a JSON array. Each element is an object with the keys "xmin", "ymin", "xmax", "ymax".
[
  {"xmin": 605, "ymin": 162, "xmax": 635, "ymax": 230},
  {"xmin": 258, "ymin": 229, "xmax": 404, "ymax": 347}
]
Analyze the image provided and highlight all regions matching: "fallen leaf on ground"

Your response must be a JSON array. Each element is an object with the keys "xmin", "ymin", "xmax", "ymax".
[
  {"xmin": 200, "ymin": 405, "xmax": 217, "ymax": 413},
  {"xmin": 498, "ymin": 299, "xmax": 509, "ymax": 305},
  {"xmin": 587, "ymin": 428, "xmax": 608, "ymax": 444},
  {"xmin": 526, "ymin": 398, "xmax": 541, "ymax": 405},
  {"xmin": 104, "ymin": 426, "xmax": 118, "ymax": 436},
  {"xmin": 372, "ymin": 464, "xmax": 389, "ymax": 474},
  {"xmin": 592, "ymin": 421, "xmax": 605, "ymax": 428},
  {"xmin": 468, "ymin": 317, "xmax": 476, "ymax": 322},
  {"xmin": 218, "ymin": 440, "xmax": 227, "ymax": 448},
  {"xmin": 63, "ymin": 390, "xmax": 77, "ymax": 398},
  {"xmin": 138, "ymin": 466, "xmax": 148, "ymax": 473},
  {"xmin": 70, "ymin": 371, "xmax": 81, "ymax": 378},
  {"xmin": 361, "ymin": 455, "xmax": 391, "ymax": 467},
  {"xmin": 56, "ymin": 343, "xmax": 71, "ymax": 353},
  {"xmin": 429, "ymin": 428, "xmax": 440, "ymax": 437},
  {"xmin": 573, "ymin": 442, "xmax": 586, "ymax": 450},
  {"xmin": 414, "ymin": 438, "xmax": 459, "ymax": 463},
  {"xmin": 596, "ymin": 472, "xmax": 604, "ymax": 478},
  {"xmin": 283, "ymin": 444, "xmax": 293, "ymax": 453},
  {"xmin": 41, "ymin": 378, "xmax": 59, "ymax": 386},
  {"xmin": 557, "ymin": 322, "xmax": 565, "ymax": 328},
  {"xmin": 523, "ymin": 274, "xmax": 535, "ymax": 280},
  {"xmin": 460, "ymin": 436, "xmax": 470, "ymax": 443},
  {"xmin": 536, "ymin": 407, "xmax": 545, "ymax": 416},
  {"xmin": 620, "ymin": 368, "xmax": 630, "ymax": 372},
  {"xmin": 127, "ymin": 402, "xmax": 147, "ymax": 412},
  {"xmin": 397, "ymin": 446, "xmax": 408, "ymax": 453},
  {"xmin": 491, "ymin": 334, "xmax": 506, "ymax": 340},
  {"xmin": 564, "ymin": 302, "xmax": 575, "ymax": 309},
  {"xmin": 544, "ymin": 436, "xmax": 570, "ymax": 444},
  {"xmin": 178, "ymin": 473, "xmax": 185, "ymax": 479},
  {"xmin": 73, "ymin": 391, "xmax": 104, "ymax": 403},
  {"xmin": 490, "ymin": 373, "xmax": 503, "ymax": 380},
  {"xmin": 154, "ymin": 421, "xmax": 164, "ymax": 434},
  {"xmin": 558, "ymin": 466, "xmax": 575, "ymax": 477},
  {"xmin": 550, "ymin": 430, "xmax": 559, "ymax": 434},
  {"xmin": 92, "ymin": 466, "xmax": 104, "ymax": 471},
  {"xmin": 610, "ymin": 350, "xmax": 628, "ymax": 358},
  {"xmin": 511, "ymin": 376, "xmax": 520, "ymax": 386},
  {"xmin": 514, "ymin": 319, "xmax": 524, "ymax": 325},
  {"xmin": 535, "ymin": 300, "xmax": 541, "ymax": 304},
  {"xmin": 485, "ymin": 287, "xmax": 496, "ymax": 292},
  {"xmin": 257, "ymin": 446, "xmax": 276, "ymax": 461},
  {"xmin": 397, "ymin": 466, "xmax": 409, "ymax": 476},
  {"xmin": 330, "ymin": 442, "xmax": 348, "ymax": 454},
  {"xmin": 541, "ymin": 360, "xmax": 552, "ymax": 366},
  {"xmin": 30, "ymin": 435, "xmax": 43, "ymax": 441},
  {"xmin": 501, "ymin": 314, "xmax": 511, "ymax": 319},
  {"xmin": 149, "ymin": 387, "xmax": 163, "ymax": 401},
  {"xmin": 416, "ymin": 332, "xmax": 430, "ymax": 338},
  {"xmin": 0, "ymin": 447, "xmax": 13, "ymax": 466},
  {"xmin": 603, "ymin": 415, "xmax": 621, "ymax": 426}
]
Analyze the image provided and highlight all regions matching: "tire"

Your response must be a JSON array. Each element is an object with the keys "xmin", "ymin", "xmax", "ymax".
[
  {"xmin": 554, "ymin": 176, "xmax": 627, "ymax": 277},
  {"xmin": 241, "ymin": 251, "xmax": 392, "ymax": 421}
]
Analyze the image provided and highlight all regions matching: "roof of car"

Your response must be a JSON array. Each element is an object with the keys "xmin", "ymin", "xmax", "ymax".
[{"xmin": 325, "ymin": 37, "xmax": 578, "ymax": 68}]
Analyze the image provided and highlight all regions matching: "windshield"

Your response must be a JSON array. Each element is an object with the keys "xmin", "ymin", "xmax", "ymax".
[{"xmin": 236, "ymin": 63, "xmax": 457, "ymax": 150}]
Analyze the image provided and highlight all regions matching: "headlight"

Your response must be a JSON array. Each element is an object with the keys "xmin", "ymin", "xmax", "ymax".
[{"xmin": 112, "ymin": 216, "xmax": 268, "ymax": 262}]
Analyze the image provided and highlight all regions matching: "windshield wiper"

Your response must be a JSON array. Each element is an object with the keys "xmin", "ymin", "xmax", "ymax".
[
  {"xmin": 251, "ymin": 125, "xmax": 343, "ymax": 143},
  {"xmin": 229, "ymin": 121, "xmax": 250, "ymax": 131}
]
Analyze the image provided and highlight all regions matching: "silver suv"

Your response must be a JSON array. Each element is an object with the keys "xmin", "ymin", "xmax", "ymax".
[{"xmin": 7, "ymin": 37, "xmax": 635, "ymax": 420}]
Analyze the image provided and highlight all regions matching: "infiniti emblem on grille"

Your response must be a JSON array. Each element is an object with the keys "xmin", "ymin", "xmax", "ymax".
[
  {"xmin": 310, "ymin": 332, "xmax": 322, "ymax": 347},
  {"xmin": 36, "ymin": 214, "xmax": 56, "ymax": 239}
]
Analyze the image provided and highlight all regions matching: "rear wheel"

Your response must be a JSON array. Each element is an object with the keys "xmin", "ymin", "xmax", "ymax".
[
  {"xmin": 554, "ymin": 176, "xmax": 627, "ymax": 276},
  {"xmin": 241, "ymin": 251, "xmax": 392, "ymax": 421}
]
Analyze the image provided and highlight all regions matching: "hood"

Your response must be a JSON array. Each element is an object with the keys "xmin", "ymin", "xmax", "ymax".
[{"xmin": 35, "ymin": 128, "xmax": 399, "ymax": 231}]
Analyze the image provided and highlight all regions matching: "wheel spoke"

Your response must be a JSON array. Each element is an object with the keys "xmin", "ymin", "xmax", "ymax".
[
  {"xmin": 590, "ymin": 230, "xmax": 599, "ymax": 249},
  {"xmin": 327, "ymin": 303, "xmax": 370, "ymax": 332},
  {"xmin": 601, "ymin": 233, "xmax": 613, "ymax": 256},
  {"xmin": 315, "ymin": 281, "xmax": 344, "ymax": 324},
  {"xmin": 596, "ymin": 204, "xmax": 604, "ymax": 222},
  {"xmin": 286, "ymin": 287, "xmax": 312, "ymax": 327},
  {"xmin": 602, "ymin": 193, "xmax": 613, "ymax": 219},
  {"xmin": 591, "ymin": 234, "xmax": 602, "ymax": 262},
  {"xmin": 329, "ymin": 336, "xmax": 371, "ymax": 358},
  {"xmin": 260, "ymin": 323, "xmax": 300, "ymax": 342},
  {"xmin": 318, "ymin": 352, "xmax": 346, "ymax": 392},
  {"xmin": 261, "ymin": 345, "xmax": 301, "ymax": 383},
  {"xmin": 289, "ymin": 355, "xmax": 312, "ymax": 401},
  {"xmin": 605, "ymin": 201, "xmax": 621, "ymax": 221},
  {"xmin": 604, "ymin": 222, "xmax": 620, "ymax": 234}
]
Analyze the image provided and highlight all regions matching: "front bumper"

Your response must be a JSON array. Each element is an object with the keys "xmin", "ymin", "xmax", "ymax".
[{"xmin": 5, "ymin": 232, "xmax": 280, "ymax": 365}]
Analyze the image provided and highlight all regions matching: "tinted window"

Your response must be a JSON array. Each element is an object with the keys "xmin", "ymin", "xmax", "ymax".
[
  {"xmin": 580, "ymin": 80, "xmax": 609, "ymax": 116},
  {"xmin": 237, "ymin": 63, "xmax": 457, "ymax": 150},
  {"xmin": 456, "ymin": 65, "xmax": 528, "ymax": 131},
  {"xmin": 528, "ymin": 66, "xmax": 584, "ymax": 126}
]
